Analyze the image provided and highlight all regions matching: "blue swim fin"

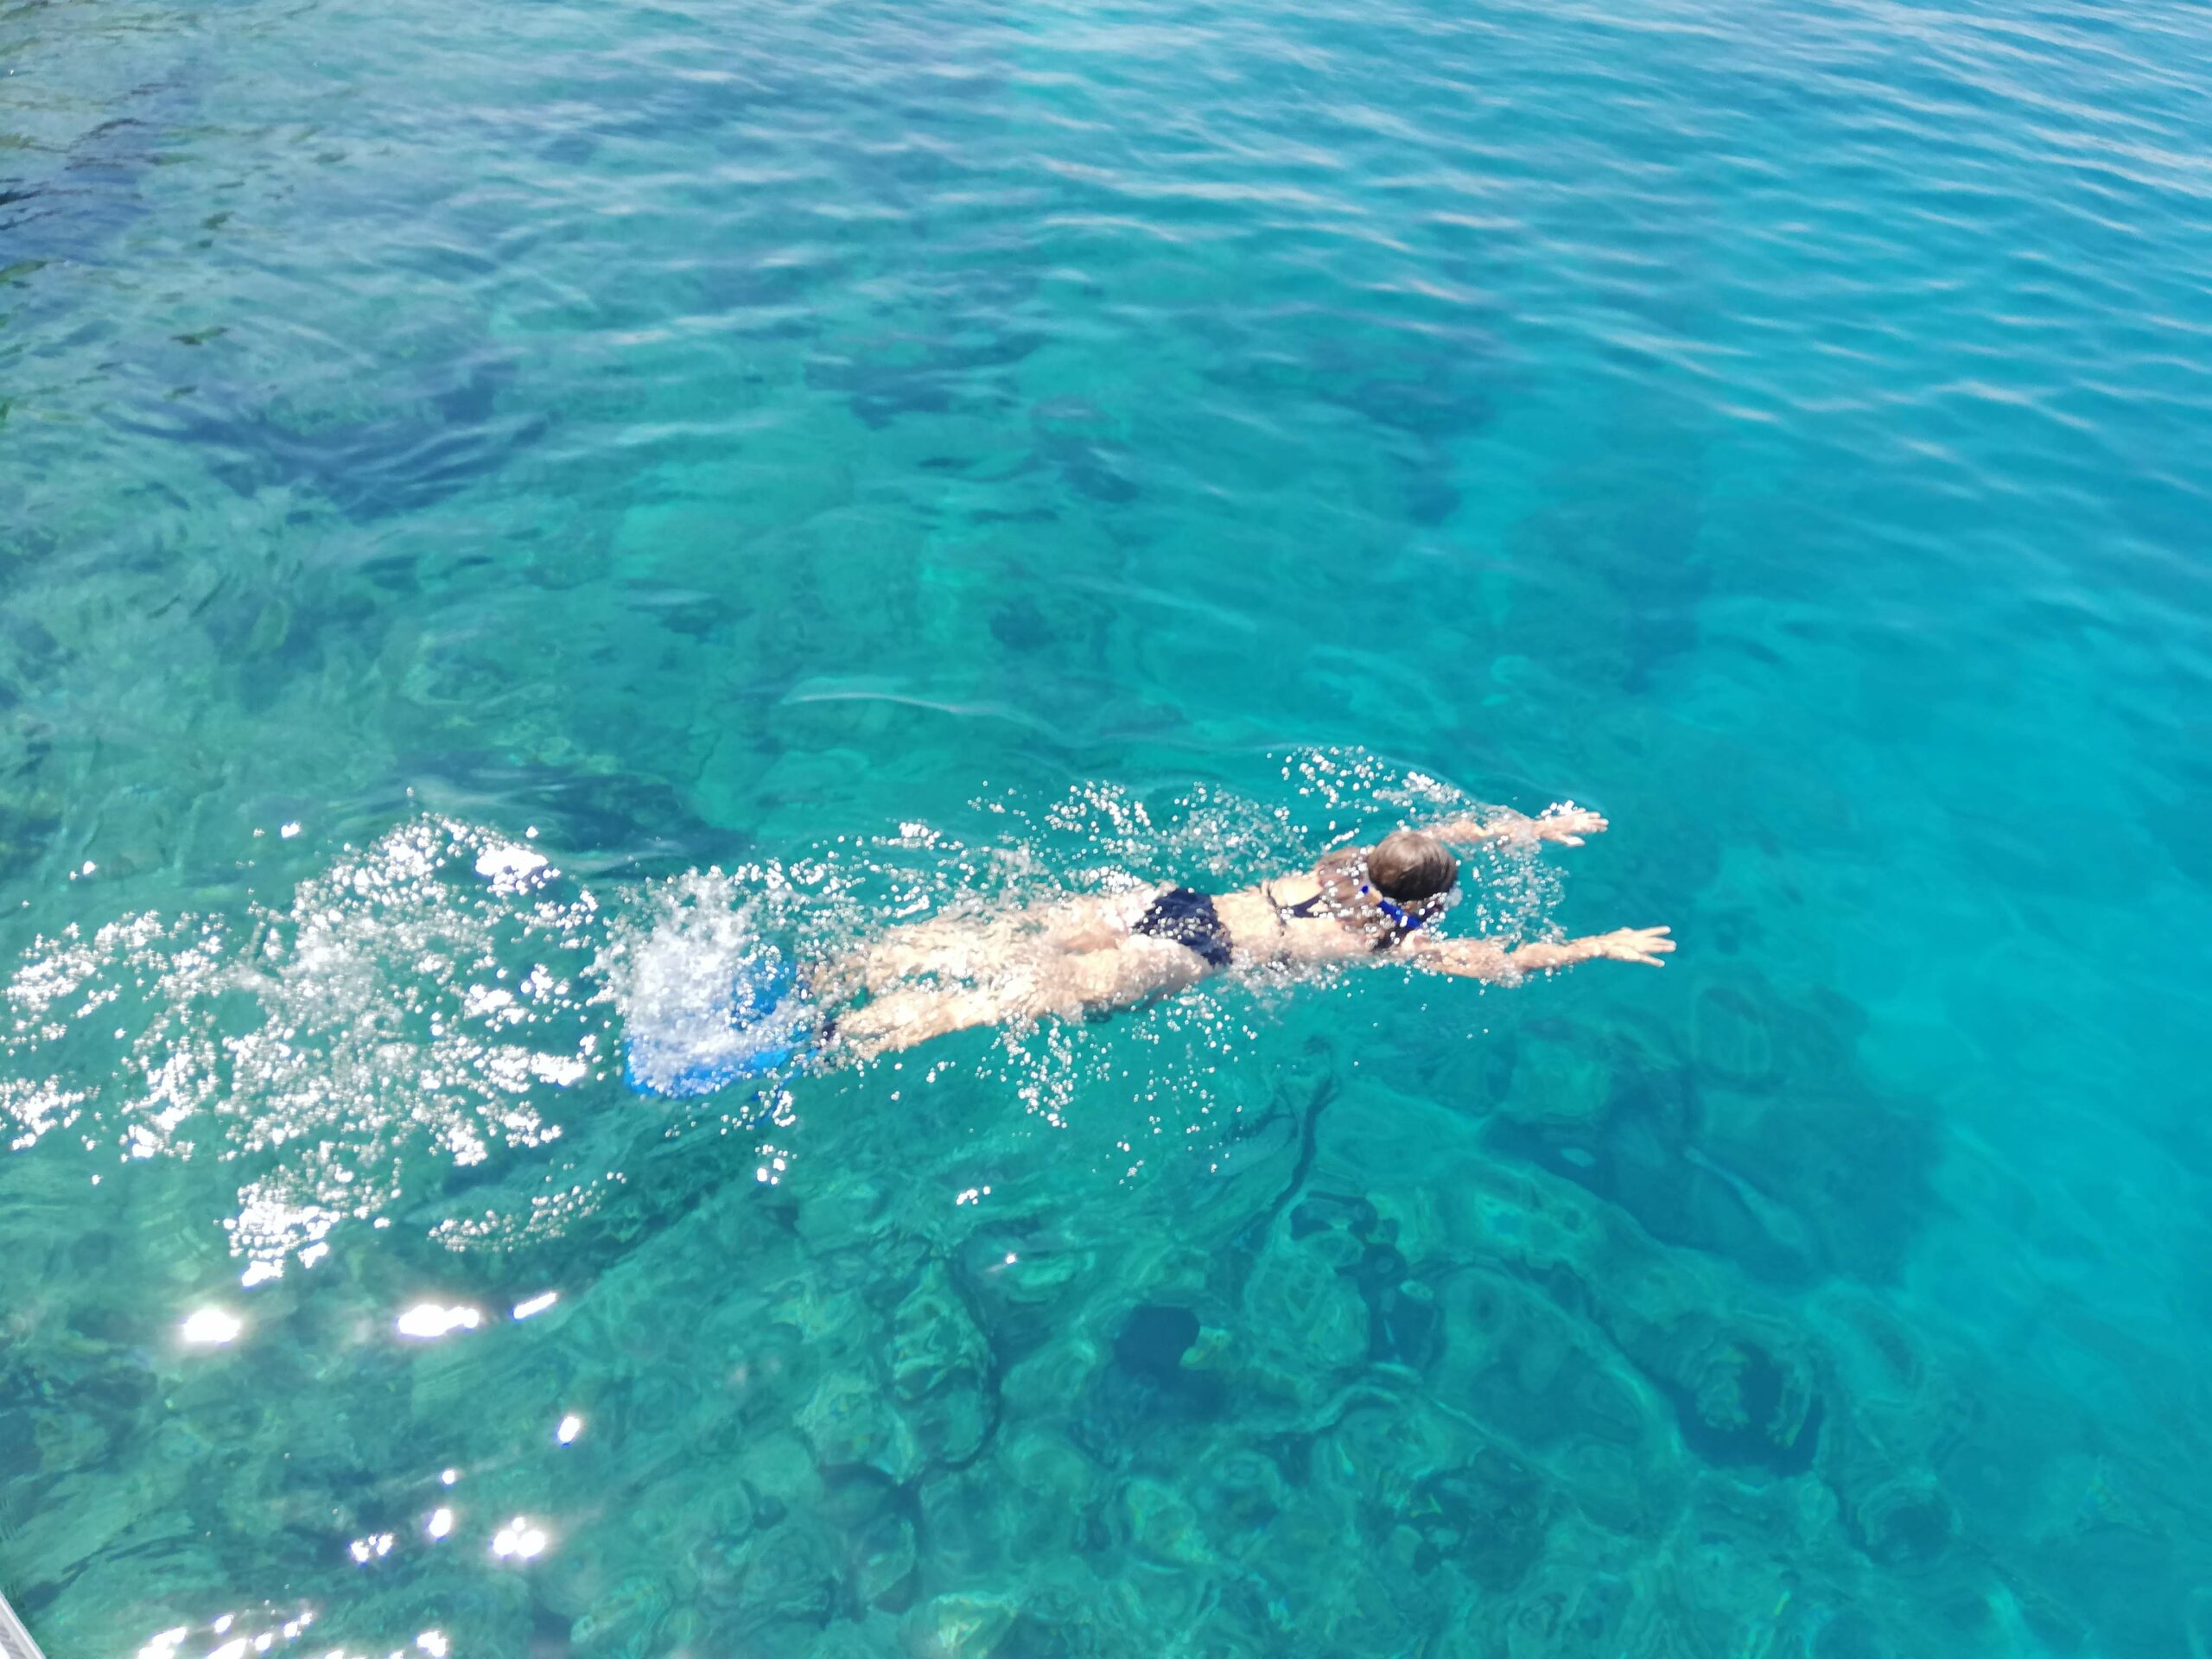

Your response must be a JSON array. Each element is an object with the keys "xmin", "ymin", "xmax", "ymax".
[{"xmin": 623, "ymin": 953, "xmax": 815, "ymax": 1098}]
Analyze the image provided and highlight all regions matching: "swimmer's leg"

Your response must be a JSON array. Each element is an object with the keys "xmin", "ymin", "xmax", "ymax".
[
  {"xmin": 1029, "ymin": 935, "xmax": 1213, "ymax": 1020},
  {"xmin": 810, "ymin": 893, "xmax": 1147, "ymax": 999},
  {"xmin": 804, "ymin": 921, "xmax": 1000, "ymax": 1001},
  {"xmin": 830, "ymin": 936, "xmax": 1212, "ymax": 1063},
  {"xmin": 830, "ymin": 984, "xmax": 1015, "ymax": 1061}
]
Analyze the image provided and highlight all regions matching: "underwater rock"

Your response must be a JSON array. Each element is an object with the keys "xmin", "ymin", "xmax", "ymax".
[
  {"xmin": 1407, "ymin": 1447, "xmax": 1554, "ymax": 1591},
  {"xmin": 1641, "ymin": 1476, "xmax": 1836, "ymax": 1659},
  {"xmin": 899, "ymin": 1592, "xmax": 1017, "ymax": 1659},
  {"xmin": 850, "ymin": 1509, "xmax": 919, "ymax": 1613},
  {"xmin": 795, "ymin": 1177, "xmax": 890, "ymax": 1249},
  {"xmin": 806, "ymin": 1629, "xmax": 899, "ymax": 1659},
  {"xmin": 1065, "ymin": 1302, "xmax": 1227, "ymax": 1454},
  {"xmin": 1691, "ymin": 981, "xmax": 1783, "ymax": 1090},
  {"xmin": 569, "ymin": 1573, "xmax": 670, "ymax": 1655},
  {"xmin": 1286, "ymin": 1189, "xmax": 1381, "ymax": 1255},
  {"xmin": 995, "ymin": 1429, "xmax": 1100, "ymax": 1561},
  {"xmin": 1660, "ymin": 1332, "xmax": 1824, "ymax": 1479},
  {"xmin": 1120, "ymin": 1475, "xmax": 1213, "ymax": 1567},
  {"xmin": 800, "ymin": 1370, "xmax": 922, "ymax": 1484},
  {"xmin": 1259, "ymin": 1551, "xmax": 1435, "ymax": 1657},
  {"xmin": 769, "ymin": 1279, "xmax": 874, "ymax": 1351},
  {"xmin": 1808, "ymin": 1298, "xmax": 1977, "ymax": 1544},
  {"xmin": 917, "ymin": 1463, "xmax": 1021, "ymax": 1582},
  {"xmin": 1193, "ymin": 1447, "xmax": 1288, "ymax": 1536},
  {"xmin": 1846, "ymin": 1477, "xmax": 1955, "ymax": 1569},
  {"xmin": 1100, "ymin": 1557, "xmax": 1217, "ymax": 1633},
  {"xmin": 1427, "ymin": 1269, "xmax": 1679, "ymax": 1536},
  {"xmin": 1815, "ymin": 1610, "xmax": 1904, "ymax": 1659},
  {"xmin": 734, "ymin": 1428, "xmax": 830, "ymax": 1522},
  {"xmin": 888, "ymin": 1262, "xmax": 994, "ymax": 1468},
  {"xmin": 1242, "ymin": 1236, "xmax": 1369, "ymax": 1377},
  {"xmin": 717, "ymin": 1521, "xmax": 842, "ymax": 1635},
  {"xmin": 1113, "ymin": 1304, "xmax": 1200, "ymax": 1383},
  {"xmin": 1479, "ymin": 1014, "xmax": 1623, "ymax": 1132},
  {"xmin": 995, "ymin": 1325, "xmax": 1099, "ymax": 1428},
  {"xmin": 685, "ymin": 1479, "xmax": 767, "ymax": 1608},
  {"xmin": 1428, "ymin": 1160, "xmax": 1839, "ymax": 1481},
  {"xmin": 1497, "ymin": 1567, "xmax": 1637, "ymax": 1659}
]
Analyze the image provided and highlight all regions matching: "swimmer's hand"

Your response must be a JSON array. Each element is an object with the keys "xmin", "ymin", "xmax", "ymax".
[
  {"xmin": 1430, "ymin": 803, "xmax": 1608, "ymax": 847},
  {"xmin": 1532, "ymin": 804, "xmax": 1608, "ymax": 846},
  {"xmin": 1411, "ymin": 925, "xmax": 1674, "ymax": 980},
  {"xmin": 1586, "ymin": 925, "xmax": 1672, "ymax": 965}
]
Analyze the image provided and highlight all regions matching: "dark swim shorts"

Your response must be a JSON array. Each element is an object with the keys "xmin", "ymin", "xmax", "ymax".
[{"xmin": 1131, "ymin": 887, "xmax": 1234, "ymax": 969}]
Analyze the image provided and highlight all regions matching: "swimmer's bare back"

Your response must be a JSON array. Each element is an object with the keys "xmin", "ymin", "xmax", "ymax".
[{"xmin": 825, "ymin": 802, "xmax": 1672, "ymax": 1062}]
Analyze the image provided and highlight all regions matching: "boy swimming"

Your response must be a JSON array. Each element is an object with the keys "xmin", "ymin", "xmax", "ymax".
[{"xmin": 810, "ymin": 802, "xmax": 1671, "ymax": 1063}]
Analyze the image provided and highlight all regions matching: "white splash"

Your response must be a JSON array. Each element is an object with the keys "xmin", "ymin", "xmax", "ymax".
[{"xmin": 604, "ymin": 873, "xmax": 810, "ymax": 1097}]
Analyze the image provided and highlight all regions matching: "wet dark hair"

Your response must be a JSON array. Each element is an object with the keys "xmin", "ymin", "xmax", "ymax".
[{"xmin": 1366, "ymin": 830, "xmax": 1459, "ymax": 906}]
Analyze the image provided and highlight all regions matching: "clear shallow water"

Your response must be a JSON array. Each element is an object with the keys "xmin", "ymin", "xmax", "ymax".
[{"xmin": 4, "ymin": 0, "xmax": 2211, "ymax": 1649}]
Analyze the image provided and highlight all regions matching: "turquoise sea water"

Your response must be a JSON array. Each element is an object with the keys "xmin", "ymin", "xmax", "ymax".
[{"xmin": 5, "ymin": 0, "xmax": 2212, "ymax": 1649}]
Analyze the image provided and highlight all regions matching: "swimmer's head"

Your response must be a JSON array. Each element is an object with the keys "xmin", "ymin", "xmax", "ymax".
[
  {"xmin": 1366, "ymin": 830, "xmax": 1459, "ymax": 913},
  {"xmin": 1312, "ymin": 830, "xmax": 1460, "ymax": 921}
]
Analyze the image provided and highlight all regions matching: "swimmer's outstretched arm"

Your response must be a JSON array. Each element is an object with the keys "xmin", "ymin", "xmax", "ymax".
[
  {"xmin": 1427, "ymin": 804, "xmax": 1609, "ymax": 848},
  {"xmin": 1409, "ymin": 925, "xmax": 1673, "ymax": 981}
]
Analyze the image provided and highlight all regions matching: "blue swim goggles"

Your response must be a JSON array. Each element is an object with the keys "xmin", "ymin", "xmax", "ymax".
[{"xmin": 1362, "ymin": 885, "xmax": 1427, "ymax": 932}]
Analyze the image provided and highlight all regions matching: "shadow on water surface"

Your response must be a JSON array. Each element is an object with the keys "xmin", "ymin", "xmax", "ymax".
[
  {"xmin": 808, "ymin": 328, "xmax": 1046, "ymax": 431},
  {"xmin": 1199, "ymin": 315, "xmax": 1504, "ymax": 526},
  {"xmin": 383, "ymin": 751, "xmax": 737, "ymax": 876},
  {"xmin": 0, "ymin": 72, "xmax": 200, "ymax": 269},
  {"xmin": 108, "ymin": 351, "xmax": 548, "ymax": 523},
  {"xmin": 1028, "ymin": 399, "xmax": 1141, "ymax": 506}
]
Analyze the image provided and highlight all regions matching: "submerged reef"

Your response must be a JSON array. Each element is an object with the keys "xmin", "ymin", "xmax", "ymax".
[
  {"xmin": 2, "ymin": 798, "xmax": 2202, "ymax": 1659},
  {"xmin": 7, "ymin": 1053, "xmax": 2144, "ymax": 1657}
]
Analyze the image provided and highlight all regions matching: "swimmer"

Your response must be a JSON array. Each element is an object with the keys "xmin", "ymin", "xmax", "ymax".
[{"xmin": 810, "ymin": 803, "xmax": 1672, "ymax": 1064}]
